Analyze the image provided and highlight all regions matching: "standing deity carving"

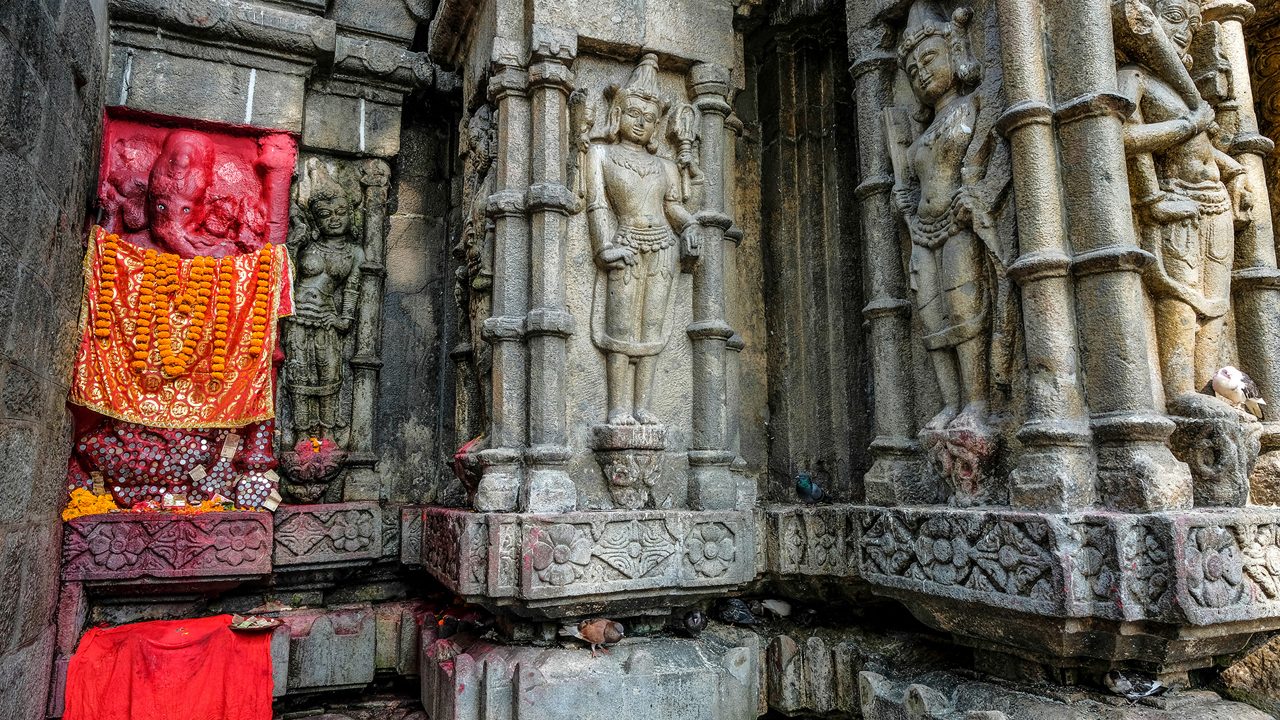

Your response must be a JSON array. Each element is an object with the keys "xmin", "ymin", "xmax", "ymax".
[
  {"xmin": 284, "ymin": 159, "xmax": 366, "ymax": 446},
  {"xmin": 1117, "ymin": 0, "xmax": 1259, "ymax": 504},
  {"xmin": 886, "ymin": 0, "xmax": 1013, "ymax": 505},
  {"xmin": 1118, "ymin": 0, "xmax": 1252, "ymax": 404},
  {"xmin": 453, "ymin": 105, "xmax": 498, "ymax": 446},
  {"xmin": 584, "ymin": 53, "xmax": 703, "ymax": 427}
]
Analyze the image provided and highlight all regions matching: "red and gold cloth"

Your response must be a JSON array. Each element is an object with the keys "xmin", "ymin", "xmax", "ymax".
[{"xmin": 70, "ymin": 226, "xmax": 293, "ymax": 428}]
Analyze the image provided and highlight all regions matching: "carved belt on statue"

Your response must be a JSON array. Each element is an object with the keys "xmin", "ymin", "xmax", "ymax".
[
  {"xmin": 907, "ymin": 203, "xmax": 959, "ymax": 251},
  {"xmin": 291, "ymin": 381, "xmax": 343, "ymax": 397},
  {"xmin": 1164, "ymin": 179, "xmax": 1231, "ymax": 216},
  {"xmin": 613, "ymin": 225, "xmax": 674, "ymax": 253}
]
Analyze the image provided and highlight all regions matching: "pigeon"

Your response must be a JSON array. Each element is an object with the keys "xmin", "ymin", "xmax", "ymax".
[
  {"xmin": 1103, "ymin": 671, "xmax": 1166, "ymax": 702},
  {"xmin": 560, "ymin": 618, "xmax": 624, "ymax": 657},
  {"xmin": 1208, "ymin": 366, "xmax": 1266, "ymax": 420},
  {"xmin": 795, "ymin": 472, "xmax": 824, "ymax": 503},
  {"xmin": 681, "ymin": 610, "xmax": 707, "ymax": 637},
  {"xmin": 760, "ymin": 598, "xmax": 792, "ymax": 618},
  {"xmin": 716, "ymin": 598, "xmax": 758, "ymax": 626}
]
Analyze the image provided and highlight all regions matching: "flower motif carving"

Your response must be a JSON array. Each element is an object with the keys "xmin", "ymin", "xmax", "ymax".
[
  {"xmin": 915, "ymin": 517, "xmax": 972, "ymax": 586},
  {"xmin": 327, "ymin": 512, "xmax": 375, "ymax": 552},
  {"xmin": 87, "ymin": 523, "xmax": 147, "ymax": 571},
  {"xmin": 1186, "ymin": 526, "xmax": 1244, "ymax": 608},
  {"xmin": 530, "ymin": 523, "xmax": 592, "ymax": 586},
  {"xmin": 595, "ymin": 520, "xmax": 676, "ymax": 579},
  {"xmin": 686, "ymin": 523, "xmax": 736, "ymax": 578},
  {"xmin": 780, "ymin": 515, "xmax": 805, "ymax": 569},
  {"xmin": 213, "ymin": 531, "xmax": 267, "ymax": 566}
]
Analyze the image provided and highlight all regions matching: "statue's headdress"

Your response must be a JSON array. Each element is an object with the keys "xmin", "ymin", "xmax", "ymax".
[
  {"xmin": 897, "ymin": 1, "xmax": 979, "ymax": 89},
  {"xmin": 605, "ymin": 53, "xmax": 668, "ymax": 152}
]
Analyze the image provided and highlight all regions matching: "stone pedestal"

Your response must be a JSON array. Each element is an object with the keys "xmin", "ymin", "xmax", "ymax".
[{"xmin": 593, "ymin": 424, "xmax": 666, "ymax": 510}]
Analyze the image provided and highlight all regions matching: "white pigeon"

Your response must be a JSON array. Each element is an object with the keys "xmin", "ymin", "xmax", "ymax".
[
  {"xmin": 1103, "ymin": 671, "xmax": 1166, "ymax": 701},
  {"xmin": 1209, "ymin": 366, "xmax": 1266, "ymax": 420}
]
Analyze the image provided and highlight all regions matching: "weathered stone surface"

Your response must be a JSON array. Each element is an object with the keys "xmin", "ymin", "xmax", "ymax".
[
  {"xmin": 62, "ymin": 512, "xmax": 272, "ymax": 583},
  {"xmin": 302, "ymin": 90, "xmax": 403, "ymax": 156},
  {"xmin": 420, "ymin": 626, "xmax": 760, "ymax": 720},
  {"xmin": 274, "ymin": 502, "xmax": 383, "ymax": 568},
  {"xmin": 279, "ymin": 605, "xmax": 377, "ymax": 693},
  {"xmin": 1220, "ymin": 634, "xmax": 1280, "ymax": 716},
  {"xmin": 416, "ymin": 507, "xmax": 756, "ymax": 617}
]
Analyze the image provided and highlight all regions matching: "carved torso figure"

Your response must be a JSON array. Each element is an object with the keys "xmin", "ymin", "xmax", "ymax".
[
  {"xmin": 1118, "ymin": 0, "xmax": 1251, "ymax": 403},
  {"xmin": 584, "ymin": 54, "xmax": 698, "ymax": 426},
  {"xmin": 285, "ymin": 170, "xmax": 365, "ymax": 441},
  {"xmin": 889, "ymin": 1, "xmax": 994, "ymax": 433}
]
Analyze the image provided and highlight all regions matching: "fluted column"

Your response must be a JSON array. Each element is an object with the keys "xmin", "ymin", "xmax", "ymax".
[
  {"xmin": 848, "ymin": 22, "xmax": 920, "ymax": 506},
  {"xmin": 476, "ymin": 45, "xmax": 531, "ymax": 511},
  {"xmin": 995, "ymin": 0, "xmax": 1095, "ymax": 510},
  {"xmin": 345, "ymin": 159, "xmax": 390, "ymax": 500},
  {"xmin": 522, "ymin": 25, "xmax": 578, "ymax": 512},
  {"xmin": 687, "ymin": 62, "xmax": 738, "ymax": 510},
  {"xmin": 1045, "ymin": 0, "xmax": 1192, "ymax": 511}
]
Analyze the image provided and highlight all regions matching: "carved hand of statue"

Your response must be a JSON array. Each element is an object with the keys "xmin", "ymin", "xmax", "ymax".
[
  {"xmin": 677, "ymin": 148, "xmax": 704, "ymax": 181},
  {"xmin": 1231, "ymin": 173, "xmax": 1255, "ymax": 228},
  {"xmin": 680, "ymin": 223, "xmax": 702, "ymax": 257},
  {"xmin": 891, "ymin": 183, "xmax": 917, "ymax": 215},
  {"xmin": 1188, "ymin": 102, "xmax": 1216, "ymax": 135},
  {"xmin": 324, "ymin": 315, "xmax": 351, "ymax": 332},
  {"xmin": 1143, "ymin": 193, "xmax": 1199, "ymax": 224},
  {"xmin": 596, "ymin": 245, "xmax": 637, "ymax": 270}
]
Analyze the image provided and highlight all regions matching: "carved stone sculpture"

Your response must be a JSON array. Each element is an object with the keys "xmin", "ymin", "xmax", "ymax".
[
  {"xmin": 452, "ymin": 105, "xmax": 497, "ymax": 453},
  {"xmin": 284, "ymin": 159, "xmax": 366, "ymax": 446},
  {"xmin": 1118, "ymin": 0, "xmax": 1257, "ymax": 503},
  {"xmin": 580, "ymin": 53, "xmax": 704, "ymax": 509},
  {"xmin": 584, "ymin": 53, "xmax": 702, "ymax": 428},
  {"xmin": 886, "ymin": 1, "xmax": 1011, "ymax": 505}
]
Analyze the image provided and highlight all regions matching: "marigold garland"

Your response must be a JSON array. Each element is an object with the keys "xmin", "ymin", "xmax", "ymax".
[
  {"xmin": 131, "ymin": 249, "xmax": 158, "ymax": 373},
  {"xmin": 94, "ymin": 234, "xmax": 120, "ymax": 340},
  {"xmin": 61, "ymin": 487, "xmax": 119, "ymax": 521},
  {"xmin": 248, "ymin": 246, "xmax": 272, "ymax": 357},
  {"xmin": 211, "ymin": 256, "xmax": 235, "ymax": 381}
]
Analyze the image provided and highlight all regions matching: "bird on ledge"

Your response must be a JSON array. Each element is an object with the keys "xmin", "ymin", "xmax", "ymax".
[
  {"xmin": 561, "ymin": 618, "xmax": 624, "ymax": 657},
  {"xmin": 1206, "ymin": 366, "xmax": 1266, "ymax": 420}
]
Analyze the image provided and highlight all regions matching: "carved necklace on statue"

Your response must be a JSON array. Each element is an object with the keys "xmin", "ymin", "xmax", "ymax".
[{"xmin": 608, "ymin": 148, "xmax": 658, "ymax": 178}]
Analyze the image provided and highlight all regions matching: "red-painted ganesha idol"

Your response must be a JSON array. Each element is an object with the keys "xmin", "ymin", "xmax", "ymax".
[{"xmin": 65, "ymin": 112, "xmax": 298, "ymax": 511}]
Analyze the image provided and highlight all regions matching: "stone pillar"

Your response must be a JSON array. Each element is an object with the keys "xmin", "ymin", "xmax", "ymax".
[
  {"xmin": 476, "ymin": 46, "xmax": 531, "ymax": 511},
  {"xmin": 346, "ymin": 158, "xmax": 391, "ymax": 500},
  {"xmin": 1044, "ymin": 0, "xmax": 1192, "ymax": 511},
  {"xmin": 687, "ymin": 62, "xmax": 738, "ymax": 511},
  {"xmin": 1212, "ymin": 1, "xmax": 1280, "ymax": 460},
  {"xmin": 523, "ymin": 25, "xmax": 578, "ymax": 512},
  {"xmin": 848, "ymin": 26, "xmax": 920, "ymax": 506},
  {"xmin": 995, "ymin": 0, "xmax": 1095, "ymax": 510}
]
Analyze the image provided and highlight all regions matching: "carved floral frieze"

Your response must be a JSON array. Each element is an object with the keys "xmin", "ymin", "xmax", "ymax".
[
  {"xmin": 63, "ymin": 512, "xmax": 272, "ymax": 582},
  {"xmin": 414, "ymin": 508, "xmax": 754, "ymax": 609},
  {"xmin": 272, "ymin": 502, "xmax": 382, "ymax": 567}
]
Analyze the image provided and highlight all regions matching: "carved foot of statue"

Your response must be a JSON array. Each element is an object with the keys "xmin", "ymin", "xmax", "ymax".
[
  {"xmin": 951, "ymin": 401, "xmax": 988, "ymax": 430},
  {"xmin": 634, "ymin": 408, "xmax": 662, "ymax": 425},
  {"xmin": 924, "ymin": 405, "xmax": 960, "ymax": 432},
  {"xmin": 608, "ymin": 409, "xmax": 640, "ymax": 426},
  {"xmin": 593, "ymin": 424, "xmax": 667, "ymax": 510}
]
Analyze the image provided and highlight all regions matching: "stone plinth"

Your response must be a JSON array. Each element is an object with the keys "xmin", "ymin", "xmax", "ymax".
[
  {"xmin": 273, "ymin": 502, "xmax": 383, "ymax": 569},
  {"xmin": 592, "ymin": 424, "xmax": 667, "ymax": 510},
  {"xmin": 62, "ymin": 511, "xmax": 272, "ymax": 587},
  {"xmin": 413, "ymin": 507, "xmax": 757, "ymax": 618},
  {"xmin": 765, "ymin": 503, "xmax": 1280, "ymax": 671},
  {"xmin": 419, "ymin": 627, "xmax": 760, "ymax": 720}
]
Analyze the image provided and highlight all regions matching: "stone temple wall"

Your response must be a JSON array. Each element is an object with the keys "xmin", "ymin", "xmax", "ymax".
[{"xmin": 0, "ymin": 2, "xmax": 108, "ymax": 719}]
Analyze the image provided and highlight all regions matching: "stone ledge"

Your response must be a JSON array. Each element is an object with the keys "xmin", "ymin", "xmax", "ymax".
[
  {"xmin": 419, "ymin": 627, "xmax": 760, "ymax": 720},
  {"xmin": 62, "ymin": 511, "xmax": 272, "ymax": 585},
  {"xmin": 413, "ymin": 507, "xmax": 756, "ymax": 618},
  {"xmin": 273, "ymin": 502, "xmax": 383, "ymax": 569}
]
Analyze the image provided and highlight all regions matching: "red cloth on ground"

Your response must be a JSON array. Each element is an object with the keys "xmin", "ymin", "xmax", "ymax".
[{"xmin": 64, "ymin": 614, "xmax": 273, "ymax": 720}]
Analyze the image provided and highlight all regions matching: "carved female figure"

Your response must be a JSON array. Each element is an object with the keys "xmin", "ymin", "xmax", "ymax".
[
  {"xmin": 584, "ymin": 53, "xmax": 701, "ymax": 426},
  {"xmin": 1118, "ymin": 0, "xmax": 1252, "ymax": 404},
  {"xmin": 285, "ymin": 170, "xmax": 364, "ymax": 441},
  {"xmin": 888, "ymin": 1, "xmax": 997, "ymax": 432}
]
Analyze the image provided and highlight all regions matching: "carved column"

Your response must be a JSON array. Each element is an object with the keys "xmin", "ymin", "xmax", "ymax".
[
  {"xmin": 1044, "ymin": 0, "xmax": 1192, "ymax": 511},
  {"xmin": 1211, "ymin": 1, "xmax": 1280, "ymax": 461},
  {"xmin": 687, "ymin": 62, "xmax": 738, "ymax": 511},
  {"xmin": 346, "ymin": 159, "xmax": 390, "ymax": 500},
  {"xmin": 848, "ymin": 25, "xmax": 920, "ymax": 506},
  {"xmin": 523, "ymin": 26, "xmax": 578, "ymax": 512},
  {"xmin": 477, "ymin": 45, "xmax": 532, "ymax": 511},
  {"xmin": 995, "ymin": 0, "xmax": 1095, "ymax": 510}
]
